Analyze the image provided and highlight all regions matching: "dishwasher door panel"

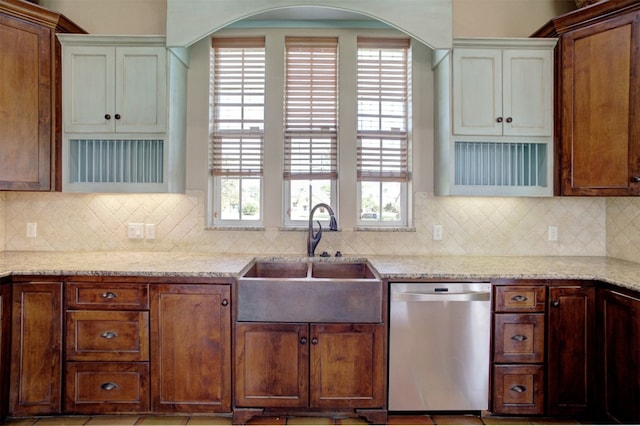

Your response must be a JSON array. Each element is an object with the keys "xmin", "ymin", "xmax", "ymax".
[{"xmin": 389, "ymin": 283, "xmax": 491, "ymax": 411}]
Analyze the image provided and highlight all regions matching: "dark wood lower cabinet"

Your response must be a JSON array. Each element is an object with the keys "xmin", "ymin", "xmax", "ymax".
[
  {"xmin": 0, "ymin": 278, "xmax": 10, "ymax": 422},
  {"xmin": 150, "ymin": 283, "xmax": 232, "ymax": 413},
  {"xmin": 234, "ymin": 321, "xmax": 386, "ymax": 424},
  {"xmin": 547, "ymin": 285, "xmax": 595, "ymax": 417},
  {"xmin": 598, "ymin": 288, "xmax": 640, "ymax": 424},
  {"xmin": 493, "ymin": 364, "xmax": 545, "ymax": 415},
  {"xmin": 9, "ymin": 279, "xmax": 63, "ymax": 416}
]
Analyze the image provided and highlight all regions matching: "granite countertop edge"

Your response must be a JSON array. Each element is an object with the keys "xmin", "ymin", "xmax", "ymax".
[{"xmin": 0, "ymin": 251, "xmax": 639, "ymax": 293}]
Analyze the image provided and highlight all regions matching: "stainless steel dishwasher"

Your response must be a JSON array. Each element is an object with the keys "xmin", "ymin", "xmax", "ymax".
[{"xmin": 389, "ymin": 282, "xmax": 492, "ymax": 411}]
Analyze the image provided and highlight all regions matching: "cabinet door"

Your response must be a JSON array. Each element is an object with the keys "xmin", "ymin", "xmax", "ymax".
[
  {"xmin": 235, "ymin": 322, "xmax": 309, "ymax": 408},
  {"xmin": 560, "ymin": 12, "xmax": 640, "ymax": 195},
  {"xmin": 115, "ymin": 47, "xmax": 167, "ymax": 133},
  {"xmin": 10, "ymin": 281, "xmax": 63, "ymax": 416},
  {"xmin": 309, "ymin": 323, "xmax": 385, "ymax": 409},
  {"xmin": 547, "ymin": 285, "xmax": 595, "ymax": 417},
  {"xmin": 150, "ymin": 284, "xmax": 231, "ymax": 412},
  {"xmin": 0, "ymin": 280, "xmax": 10, "ymax": 421},
  {"xmin": 502, "ymin": 49, "xmax": 553, "ymax": 137},
  {"xmin": 452, "ymin": 48, "xmax": 503, "ymax": 135},
  {"xmin": 0, "ymin": 15, "xmax": 54, "ymax": 190},
  {"xmin": 63, "ymin": 45, "xmax": 115, "ymax": 133},
  {"xmin": 598, "ymin": 289, "xmax": 640, "ymax": 424}
]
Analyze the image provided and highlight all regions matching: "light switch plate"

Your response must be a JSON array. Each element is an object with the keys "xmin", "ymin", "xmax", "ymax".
[{"xmin": 128, "ymin": 223, "xmax": 144, "ymax": 239}]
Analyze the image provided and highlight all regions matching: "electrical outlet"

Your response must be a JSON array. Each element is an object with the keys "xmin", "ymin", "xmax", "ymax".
[
  {"xmin": 433, "ymin": 224, "xmax": 443, "ymax": 241},
  {"xmin": 145, "ymin": 224, "xmax": 156, "ymax": 240},
  {"xmin": 26, "ymin": 222, "xmax": 37, "ymax": 238},
  {"xmin": 548, "ymin": 225, "xmax": 558, "ymax": 241},
  {"xmin": 128, "ymin": 223, "xmax": 144, "ymax": 239}
]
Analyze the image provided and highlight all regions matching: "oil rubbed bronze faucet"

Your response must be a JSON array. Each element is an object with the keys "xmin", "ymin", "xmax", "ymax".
[{"xmin": 307, "ymin": 203, "xmax": 338, "ymax": 257}]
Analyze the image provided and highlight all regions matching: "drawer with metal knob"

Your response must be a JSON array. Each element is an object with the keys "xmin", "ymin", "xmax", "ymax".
[
  {"xmin": 66, "ymin": 282, "xmax": 149, "ymax": 310},
  {"xmin": 493, "ymin": 313, "xmax": 545, "ymax": 363},
  {"xmin": 66, "ymin": 310, "xmax": 149, "ymax": 361},
  {"xmin": 65, "ymin": 362, "xmax": 149, "ymax": 413}
]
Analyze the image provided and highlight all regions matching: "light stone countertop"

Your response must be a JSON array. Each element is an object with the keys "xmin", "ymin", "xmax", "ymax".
[{"xmin": 0, "ymin": 251, "xmax": 639, "ymax": 293}]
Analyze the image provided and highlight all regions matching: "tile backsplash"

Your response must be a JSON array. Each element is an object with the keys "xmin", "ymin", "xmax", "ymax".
[
  {"xmin": 606, "ymin": 197, "xmax": 640, "ymax": 263},
  {"xmin": 0, "ymin": 190, "xmax": 617, "ymax": 258}
]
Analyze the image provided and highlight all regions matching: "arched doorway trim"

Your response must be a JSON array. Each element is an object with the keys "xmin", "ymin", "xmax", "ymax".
[{"xmin": 166, "ymin": 0, "xmax": 452, "ymax": 49}]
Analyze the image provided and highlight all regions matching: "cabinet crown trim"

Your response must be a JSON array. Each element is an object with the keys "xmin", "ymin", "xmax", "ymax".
[
  {"xmin": 453, "ymin": 37, "xmax": 557, "ymax": 49},
  {"xmin": 57, "ymin": 34, "xmax": 166, "ymax": 46}
]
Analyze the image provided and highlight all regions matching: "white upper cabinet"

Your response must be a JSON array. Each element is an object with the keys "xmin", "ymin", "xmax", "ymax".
[
  {"xmin": 452, "ymin": 40, "xmax": 553, "ymax": 137},
  {"xmin": 63, "ymin": 40, "xmax": 167, "ymax": 134}
]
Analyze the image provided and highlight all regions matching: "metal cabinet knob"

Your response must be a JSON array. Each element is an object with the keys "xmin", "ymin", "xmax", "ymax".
[
  {"xmin": 551, "ymin": 300, "xmax": 560, "ymax": 307},
  {"xmin": 105, "ymin": 114, "xmax": 111, "ymax": 120},
  {"xmin": 496, "ymin": 117, "xmax": 503, "ymax": 123},
  {"xmin": 114, "ymin": 113, "xmax": 121, "ymax": 120},
  {"xmin": 506, "ymin": 117, "xmax": 513, "ymax": 123},
  {"xmin": 101, "ymin": 382, "xmax": 118, "ymax": 391},
  {"xmin": 221, "ymin": 299, "xmax": 229, "ymax": 307},
  {"xmin": 300, "ymin": 337, "xmax": 308, "ymax": 345},
  {"xmin": 311, "ymin": 338, "xmax": 319, "ymax": 345}
]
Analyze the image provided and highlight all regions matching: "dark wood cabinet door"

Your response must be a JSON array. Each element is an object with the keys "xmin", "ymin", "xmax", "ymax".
[
  {"xmin": 0, "ymin": 279, "xmax": 10, "ymax": 421},
  {"xmin": 9, "ymin": 281, "xmax": 63, "ymax": 416},
  {"xmin": 150, "ymin": 284, "xmax": 231, "ymax": 413},
  {"xmin": 309, "ymin": 323, "xmax": 385, "ymax": 409},
  {"xmin": 234, "ymin": 322, "xmax": 309, "ymax": 408},
  {"xmin": 559, "ymin": 11, "xmax": 640, "ymax": 195},
  {"xmin": 547, "ymin": 285, "xmax": 595, "ymax": 417},
  {"xmin": 598, "ymin": 289, "xmax": 640, "ymax": 424}
]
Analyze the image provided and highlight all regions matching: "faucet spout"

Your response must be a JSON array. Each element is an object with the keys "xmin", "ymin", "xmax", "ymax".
[{"xmin": 307, "ymin": 203, "xmax": 338, "ymax": 257}]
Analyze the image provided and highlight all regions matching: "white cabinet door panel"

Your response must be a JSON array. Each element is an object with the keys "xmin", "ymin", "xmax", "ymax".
[
  {"xmin": 453, "ymin": 49, "xmax": 502, "ymax": 136},
  {"xmin": 64, "ymin": 46, "xmax": 115, "ymax": 133},
  {"xmin": 503, "ymin": 49, "xmax": 553, "ymax": 137}
]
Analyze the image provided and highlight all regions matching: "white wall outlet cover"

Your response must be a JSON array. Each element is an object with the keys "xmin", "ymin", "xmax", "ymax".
[
  {"xmin": 26, "ymin": 222, "xmax": 37, "ymax": 238},
  {"xmin": 145, "ymin": 224, "xmax": 156, "ymax": 240},
  {"xmin": 433, "ymin": 224, "xmax": 443, "ymax": 241},
  {"xmin": 548, "ymin": 225, "xmax": 558, "ymax": 241}
]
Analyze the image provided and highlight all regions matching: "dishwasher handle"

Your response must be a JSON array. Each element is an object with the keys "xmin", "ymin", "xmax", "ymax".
[{"xmin": 391, "ymin": 290, "xmax": 491, "ymax": 302}]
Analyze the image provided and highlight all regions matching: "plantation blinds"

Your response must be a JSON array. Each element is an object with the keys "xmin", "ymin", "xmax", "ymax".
[
  {"xmin": 210, "ymin": 37, "xmax": 265, "ymax": 177},
  {"xmin": 284, "ymin": 37, "xmax": 338, "ymax": 180},
  {"xmin": 357, "ymin": 38, "xmax": 410, "ymax": 182}
]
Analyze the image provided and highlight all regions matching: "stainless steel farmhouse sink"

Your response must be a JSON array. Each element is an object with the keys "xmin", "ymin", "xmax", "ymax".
[{"xmin": 237, "ymin": 260, "xmax": 382, "ymax": 323}]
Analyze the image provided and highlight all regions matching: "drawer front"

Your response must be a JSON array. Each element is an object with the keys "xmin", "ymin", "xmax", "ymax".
[
  {"xmin": 495, "ymin": 286, "xmax": 546, "ymax": 312},
  {"xmin": 65, "ymin": 362, "xmax": 149, "ymax": 413},
  {"xmin": 493, "ymin": 364, "xmax": 544, "ymax": 415},
  {"xmin": 66, "ymin": 283, "xmax": 149, "ymax": 310},
  {"xmin": 494, "ymin": 313, "xmax": 545, "ymax": 363},
  {"xmin": 66, "ymin": 311, "xmax": 149, "ymax": 361}
]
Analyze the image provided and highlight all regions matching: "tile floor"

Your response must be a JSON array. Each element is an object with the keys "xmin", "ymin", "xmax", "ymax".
[{"xmin": 0, "ymin": 415, "xmax": 588, "ymax": 426}]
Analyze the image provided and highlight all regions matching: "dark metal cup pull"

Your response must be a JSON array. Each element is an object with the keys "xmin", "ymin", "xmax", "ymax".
[
  {"xmin": 631, "ymin": 176, "xmax": 640, "ymax": 183},
  {"xmin": 100, "ymin": 331, "xmax": 117, "ymax": 339},
  {"xmin": 511, "ymin": 295, "xmax": 528, "ymax": 302},
  {"xmin": 510, "ymin": 385, "xmax": 526, "ymax": 393},
  {"xmin": 101, "ymin": 292, "xmax": 117, "ymax": 299},
  {"xmin": 101, "ymin": 382, "xmax": 118, "ymax": 391},
  {"xmin": 511, "ymin": 334, "xmax": 527, "ymax": 342}
]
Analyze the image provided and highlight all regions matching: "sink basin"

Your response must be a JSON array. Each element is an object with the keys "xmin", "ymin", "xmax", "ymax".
[{"xmin": 237, "ymin": 260, "xmax": 382, "ymax": 323}]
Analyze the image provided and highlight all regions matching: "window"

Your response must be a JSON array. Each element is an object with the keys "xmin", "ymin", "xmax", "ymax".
[
  {"xmin": 208, "ymin": 30, "xmax": 414, "ymax": 229},
  {"xmin": 357, "ymin": 38, "xmax": 410, "ymax": 226},
  {"xmin": 284, "ymin": 37, "xmax": 338, "ymax": 225},
  {"xmin": 210, "ymin": 37, "xmax": 265, "ymax": 225}
]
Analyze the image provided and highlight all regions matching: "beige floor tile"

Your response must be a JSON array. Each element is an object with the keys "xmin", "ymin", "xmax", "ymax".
[
  {"xmin": 482, "ymin": 417, "xmax": 532, "ymax": 425},
  {"xmin": 135, "ymin": 416, "xmax": 189, "ymax": 425},
  {"xmin": 186, "ymin": 416, "xmax": 233, "ymax": 425},
  {"xmin": 386, "ymin": 415, "xmax": 434, "ymax": 425},
  {"xmin": 285, "ymin": 417, "xmax": 334, "ymax": 425},
  {"xmin": 529, "ymin": 419, "xmax": 581, "ymax": 425},
  {"xmin": 246, "ymin": 416, "xmax": 287, "ymax": 425},
  {"xmin": 334, "ymin": 417, "xmax": 369, "ymax": 425},
  {"xmin": 2, "ymin": 419, "xmax": 38, "ymax": 426},
  {"xmin": 432, "ymin": 414, "xmax": 483, "ymax": 425},
  {"xmin": 33, "ymin": 417, "xmax": 89, "ymax": 425},
  {"xmin": 85, "ymin": 416, "xmax": 140, "ymax": 425}
]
